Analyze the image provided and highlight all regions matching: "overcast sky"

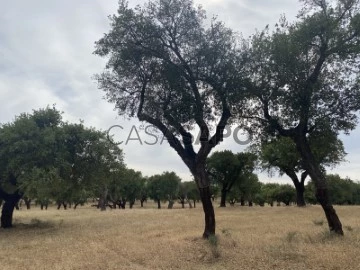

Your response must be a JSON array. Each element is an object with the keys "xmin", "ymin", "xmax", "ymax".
[{"xmin": 1, "ymin": 0, "xmax": 359, "ymax": 183}]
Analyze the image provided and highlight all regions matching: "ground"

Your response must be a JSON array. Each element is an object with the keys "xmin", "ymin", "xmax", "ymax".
[{"xmin": 1, "ymin": 203, "xmax": 360, "ymax": 270}]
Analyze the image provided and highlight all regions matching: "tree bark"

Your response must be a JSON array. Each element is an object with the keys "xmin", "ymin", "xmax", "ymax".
[
  {"xmin": 296, "ymin": 184, "xmax": 306, "ymax": 207},
  {"xmin": 284, "ymin": 169, "xmax": 306, "ymax": 207},
  {"xmin": 199, "ymin": 186, "xmax": 215, "ymax": 238},
  {"xmin": 157, "ymin": 199, "xmax": 161, "ymax": 209},
  {"xmin": 295, "ymin": 135, "xmax": 343, "ymax": 235},
  {"xmin": 1, "ymin": 193, "xmax": 22, "ymax": 228},
  {"xmin": 193, "ymin": 163, "xmax": 216, "ymax": 238}
]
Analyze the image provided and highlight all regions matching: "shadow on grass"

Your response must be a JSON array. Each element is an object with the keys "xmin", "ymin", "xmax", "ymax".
[{"xmin": 13, "ymin": 218, "xmax": 62, "ymax": 230}]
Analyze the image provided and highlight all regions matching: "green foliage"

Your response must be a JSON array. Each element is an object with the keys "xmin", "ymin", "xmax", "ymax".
[
  {"xmin": 120, "ymin": 169, "xmax": 144, "ymax": 206},
  {"xmin": 274, "ymin": 184, "xmax": 296, "ymax": 206},
  {"xmin": 94, "ymin": 0, "xmax": 247, "ymax": 209},
  {"xmin": 207, "ymin": 150, "xmax": 257, "ymax": 206},
  {"xmin": 178, "ymin": 181, "xmax": 199, "ymax": 205},
  {"xmin": 147, "ymin": 171, "xmax": 181, "ymax": 203},
  {"xmin": 254, "ymin": 183, "xmax": 296, "ymax": 206},
  {"xmin": 305, "ymin": 174, "xmax": 360, "ymax": 205},
  {"xmin": 258, "ymin": 183, "xmax": 281, "ymax": 206},
  {"xmin": 0, "ymin": 106, "xmax": 125, "ymax": 208}
]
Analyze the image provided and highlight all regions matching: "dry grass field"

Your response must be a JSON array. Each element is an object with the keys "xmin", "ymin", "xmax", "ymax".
[{"xmin": 1, "ymin": 203, "xmax": 360, "ymax": 270}]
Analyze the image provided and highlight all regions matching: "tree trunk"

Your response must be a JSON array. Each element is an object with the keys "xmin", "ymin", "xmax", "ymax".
[
  {"xmin": 167, "ymin": 200, "xmax": 174, "ymax": 209},
  {"xmin": 157, "ymin": 199, "xmax": 161, "ymax": 209},
  {"xmin": 121, "ymin": 199, "xmax": 126, "ymax": 209},
  {"xmin": 240, "ymin": 197, "xmax": 245, "ymax": 206},
  {"xmin": 199, "ymin": 186, "xmax": 215, "ymax": 238},
  {"xmin": 295, "ymin": 135, "xmax": 343, "ymax": 235},
  {"xmin": 180, "ymin": 199, "xmax": 185, "ymax": 208},
  {"xmin": 187, "ymin": 198, "xmax": 193, "ymax": 209},
  {"xmin": 24, "ymin": 197, "xmax": 31, "ymax": 209},
  {"xmin": 296, "ymin": 185, "xmax": 306, "ymax": 207},
  {"xmin": 193, "ymin": 200, "xmax": 196, "ymax": 208},
  {"xmin": 1, "ymin": 194, "xmax": 21, "ymax": 228},
  {"xmin": 248, "ymin": 201, "xmax": 253, "ymax": 207},
  {"xmin": 220, "ymin": 187, "xmax": 227, "ymax": 207},
  {"xmin": 284, "ymin": 169, "xmax": 306, "ymax": 207},
  {"xmin": 99, "ymin": 186, "xmax": 108, "ymax": 211}
]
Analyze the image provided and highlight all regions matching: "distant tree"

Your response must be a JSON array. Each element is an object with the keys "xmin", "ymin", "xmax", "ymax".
[
  {"xmin": 94, "ymin": 0, "xmax": 246, "ymax": 238},
  {"xmin": 238, "ymin": 173, "xmax": 261, "ymax": 206},
  {"xmin": 178, "ymin": 181, "xmax": 199, "ymax": 208},
  {"xmin": 274, "ymin": 184, "xmax": 296, "ymax": 206},
  {"xmin": 259, "ymin": 183, "xmax": 281, "ymax": 207},
  {"xmin": 244, "ymin": 0, "xmax": 360, "ymax": 234},
  {"xmin": 185, "ymin": 181, "xmax": 201, "ymax": 208},
  {"xmin": 148, "ymin": 172, "xmax": 181, "ymax": 209},
  {"xmin": 139, "ymin": 177, "xmax": 149, "ymax": 208},
  {"xmin": 207, "ymin": 151, "xmax": 257, "ymax": 207},
  {"xmin": 325, "ymin": 174, "xmax": 359, "ymax": 205},
  {"xmin": 120, "ymin": 169, "xmax": 144, "ymax": 209}
]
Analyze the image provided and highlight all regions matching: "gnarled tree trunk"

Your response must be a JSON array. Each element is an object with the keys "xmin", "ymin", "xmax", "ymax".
[
  {"xmin": 199, "ymin": 186, "xmax": 215, "ymax": 238},
  {"xmin": 295, "ymin": 135, "xmax": 343, "ymax": 235},
  {"xmin": 194, "ymin": 165, "xmax": 215, "ymax": 238}
]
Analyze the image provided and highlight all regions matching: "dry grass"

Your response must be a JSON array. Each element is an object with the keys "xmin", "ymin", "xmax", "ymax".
[{"xmin": 1, "ymin": 203, "xmax": 360, "ymax": 270}]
